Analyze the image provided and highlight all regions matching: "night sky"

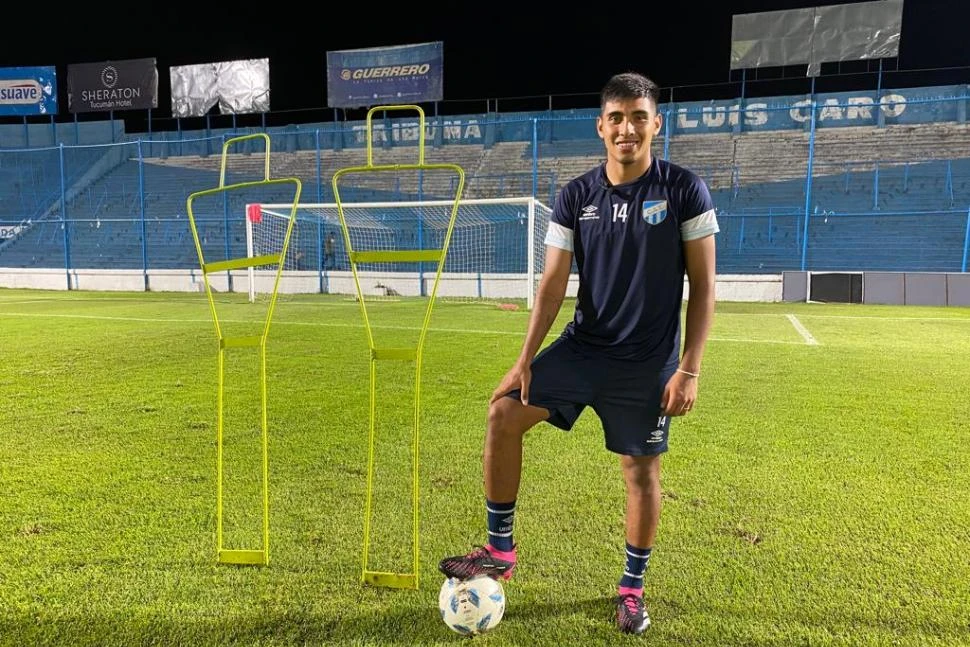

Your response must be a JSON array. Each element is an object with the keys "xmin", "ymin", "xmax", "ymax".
[{"xmin": 1, "ymin": 0, "xmax": 967, "ymax": 117}]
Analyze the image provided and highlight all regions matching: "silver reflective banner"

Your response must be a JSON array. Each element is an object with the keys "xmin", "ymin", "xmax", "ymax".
[
  {"xmin": 731, "ymin": 8, "xmax": 815, "ymax": 69},
  {"xmin": 812, "ymin": 2, "xmax": 903, "ymax": 73},
  {"xmin": 170, "ymin": 58, "xmax": 270, "ymax": 118},
  {"xmin": 731, "ymin": 0, "xmax": 903, "ymax": 76}
]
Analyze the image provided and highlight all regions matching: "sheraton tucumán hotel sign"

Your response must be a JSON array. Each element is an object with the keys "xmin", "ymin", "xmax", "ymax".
[{"xmin": 67, "ymin": 58, "xmax": 158, "ymax": 113}]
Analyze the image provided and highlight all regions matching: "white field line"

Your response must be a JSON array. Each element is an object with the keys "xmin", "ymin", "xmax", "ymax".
[
  {"xmin": 786, "ymin": 314, "xmax": 819, "ymax": 345},
  {"xmin": 2, "ymin": 297, "xmax": 968, "ymax": 322},
  {"xmin": 715, "ymin": 312, "xmax": 970, "ymax": 322},
  {"xmin": 0, "ymin": 297, "xmax": 352, "ymax": 307},
  {"xmin": 0, "ymin": 310, "xmax": 805, "ymax": 344}
]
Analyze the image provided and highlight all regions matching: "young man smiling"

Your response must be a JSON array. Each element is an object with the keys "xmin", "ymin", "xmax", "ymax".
[{"xmin": 439, "ymin": 72, "xmax": 719, "ymax": 633}]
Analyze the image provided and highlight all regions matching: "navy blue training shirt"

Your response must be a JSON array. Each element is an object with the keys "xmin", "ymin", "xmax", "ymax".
[{"xmin": 544, "ymin": 157, "xmax": 719, "ymax": 365}]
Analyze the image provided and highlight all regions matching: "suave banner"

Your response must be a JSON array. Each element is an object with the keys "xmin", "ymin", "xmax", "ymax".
[{"xmin": 0, "ymin": 66, "xmax": 57, "ymax": 116}]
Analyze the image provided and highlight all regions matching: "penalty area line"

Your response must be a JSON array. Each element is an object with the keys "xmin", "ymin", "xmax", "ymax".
[{"xmin": 786, "ymin": 314, "xmax": 819, "ymax": 345}]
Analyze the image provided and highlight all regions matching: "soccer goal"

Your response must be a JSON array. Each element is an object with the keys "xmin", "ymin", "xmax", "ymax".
[{"xmin": 248, "ymin": 197, "xmax": 553, "ymax": 309}]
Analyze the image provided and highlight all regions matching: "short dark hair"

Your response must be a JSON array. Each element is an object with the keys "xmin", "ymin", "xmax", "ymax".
[{"xmin": 600, "ymin": 72, "xmax": 660, "ymax": 111}]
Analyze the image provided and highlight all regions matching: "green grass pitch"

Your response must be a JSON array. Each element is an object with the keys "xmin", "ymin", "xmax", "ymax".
[{"xmin": 0, "ymin": 288, "xmax": 968, "ymax": 646}]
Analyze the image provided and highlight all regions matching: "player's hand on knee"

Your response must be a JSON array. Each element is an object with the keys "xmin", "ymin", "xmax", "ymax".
[
  {"xmin": 490, "ymin": 363, "xmax": 531, "ymax": 405},
  {"xmin": 491, "ymin": 371, "xmax": 517, "ymax": 404}
]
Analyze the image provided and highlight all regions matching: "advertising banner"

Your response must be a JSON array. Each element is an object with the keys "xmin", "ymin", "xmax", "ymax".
[
  {"xmin": 67, "ymin": 58, "xmax": 158, "ymax": 113},
  {"xmin": 0, "ymin": 66, "xmax": 57, "ymax": 116},
  {"xmin": 327, "ymin": 41, "xmax": 443, "ymax": 108}
]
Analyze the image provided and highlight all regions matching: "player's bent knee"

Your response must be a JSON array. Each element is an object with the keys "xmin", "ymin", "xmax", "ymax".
[{"xmin": 487, "ymin": 396, "xmax": 535, "ymax": 437}]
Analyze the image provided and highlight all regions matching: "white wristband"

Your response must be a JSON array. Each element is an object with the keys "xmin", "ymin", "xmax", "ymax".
[{"xmin": 677, "ymin": 368, "xmax": 700, "ymax": 378}]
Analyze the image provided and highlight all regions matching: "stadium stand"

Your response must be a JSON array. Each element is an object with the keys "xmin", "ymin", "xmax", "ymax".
[{"xmin": 2, "ymin": 99, "xmax": 970, "ymax": 274}]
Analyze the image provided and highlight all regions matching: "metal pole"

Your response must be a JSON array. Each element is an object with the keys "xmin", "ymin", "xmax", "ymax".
[
  {"xmin": 59, "ymin": 143, "xmax": 71, "ymax": 289},
  {"xmin": 527, "ymin": 198, "xmax": 536, "ymax": 310},
  {"xmin": 800, "ymin": 101, "xmax": 817, "ymax": 271},
  {"xmin": 531, "ymin": 118, "xmax": 539, "ymax": 199},
  {"xmin": 138, "ymin": 140, "xmax": 149, "ymax": 290},
  {"xmin": 315, "ymin": 129, "xmax": 323, "ymax": 203},
  {"xmin": 317, "ymin": 210, "xmax": 325, "ymax": 295},
  {"xmin": 873, "ymin": 162, "xmax": 880, "ymax": 211},
  {"xmin": 222, "ymin": 135, "xmax": 232, "ymax": 292},
  {"xmin": 663, "ymin": 108, "xmax": 671, "ymax": 161},
  {"xmin": 961, "ymin": 207, "xmax": 970, "ymax": 272}
]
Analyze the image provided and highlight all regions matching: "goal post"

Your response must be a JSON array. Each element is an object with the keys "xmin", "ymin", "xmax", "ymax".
[
  {"xmin": 250, "ymin": 197, "xmax": 553, "ymax": 309},
  {"xmin": 245, "ymin": 202, "xmax": 308, "ymax": 303}
]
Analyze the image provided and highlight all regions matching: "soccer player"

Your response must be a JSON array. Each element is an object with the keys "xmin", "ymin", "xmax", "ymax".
[{"xmin": 438, "ymin": 71, "xmax": 719, "ymax": 634}]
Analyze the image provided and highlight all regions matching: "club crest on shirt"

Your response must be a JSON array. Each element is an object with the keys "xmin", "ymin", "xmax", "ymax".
[{"xmin": 642, "ymin": 200, "xmax": 667, "ymax": 225}]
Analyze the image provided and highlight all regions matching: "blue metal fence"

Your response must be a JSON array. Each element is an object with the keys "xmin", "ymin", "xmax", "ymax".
[{"xmin": 2, "ymin": 93, "xmax": 969, "ymax": 279}]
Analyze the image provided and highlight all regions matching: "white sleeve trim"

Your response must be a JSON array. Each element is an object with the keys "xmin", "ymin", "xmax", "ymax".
[
  {"xmin": 544, "ymin": 221, "xmax": 574, "ymax": 251},
  {"xmin": 681, "ymin": 208, "xmax": 719, "ymax": 241}
]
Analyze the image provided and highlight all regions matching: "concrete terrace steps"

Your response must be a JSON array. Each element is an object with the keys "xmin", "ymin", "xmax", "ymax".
[
  {"xmin": 137, "ymin": 122, "xmax": 970, "ymax": 201},
  {"xmin": 143, "ymin": 145, "xmax": 488, "ymax": 199}
]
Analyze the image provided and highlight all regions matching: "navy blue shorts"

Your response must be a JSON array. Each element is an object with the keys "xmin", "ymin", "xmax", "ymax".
[{"xmin": 505, "ymin": 337, "xmax": 676, "ymax": 457}]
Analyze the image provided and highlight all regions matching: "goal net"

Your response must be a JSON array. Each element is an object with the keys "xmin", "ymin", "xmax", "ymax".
[{"xmin": 248, "ymin": 197, "xmax": 553, "ymax": 308}]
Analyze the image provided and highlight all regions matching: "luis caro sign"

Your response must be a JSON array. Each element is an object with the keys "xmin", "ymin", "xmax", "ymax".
[{"xmin": 67, "ymin": 58, "xmax": 158, "ymax": 113}]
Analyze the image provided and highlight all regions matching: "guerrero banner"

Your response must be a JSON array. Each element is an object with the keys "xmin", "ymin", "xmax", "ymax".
[
  {"xmin": 67, "ymin": 58, "xmax": 158, "ymax": 113},
  {"xmin": 0, "ymin": 66, "xmax": 57, "ymax": 116},
  {"xmin": 327, "ymin": 41, "xmax": 442, "ymax": 109}
]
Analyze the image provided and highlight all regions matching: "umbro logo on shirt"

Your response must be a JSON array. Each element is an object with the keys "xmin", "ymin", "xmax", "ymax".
[{"xmin": 579, "ymin": 205, "xmax": 599, "ymax": 220}]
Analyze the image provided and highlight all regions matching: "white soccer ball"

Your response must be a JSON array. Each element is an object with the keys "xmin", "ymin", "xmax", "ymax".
[{"xmin": 438, "ymin": 575, "xmax": 506, "ymax": 635}]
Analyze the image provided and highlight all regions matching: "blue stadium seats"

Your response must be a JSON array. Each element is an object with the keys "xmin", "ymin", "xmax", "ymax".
[{"xmin": 2, "ymin": 114, "xmax": 969, "ymax": 274}]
